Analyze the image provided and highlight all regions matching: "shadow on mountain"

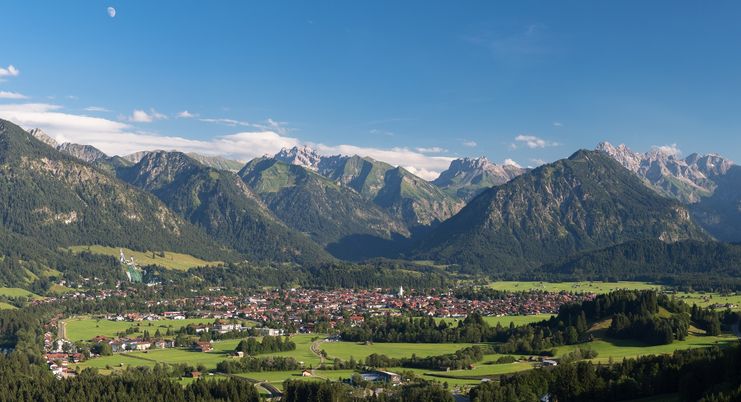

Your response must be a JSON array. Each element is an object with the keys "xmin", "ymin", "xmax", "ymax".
[
  {"xmin": 691, "ymin": 165, "xmax": 741, "ymax": 242},
  {"xmin": 326, "ymin": 233, "xmax": 413, "ymax": 261},
  {"xmin": 326, "ymin": 225, "xmax": 440, "ymax": 261}
]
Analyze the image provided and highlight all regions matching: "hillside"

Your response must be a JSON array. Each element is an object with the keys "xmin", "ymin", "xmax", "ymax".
[
  {"xmin": 315, "ymin": 154, "xmax": 463, "ymax": 227},
  {"xmin": 690, "ymin": 165, "xmax": 741, "ymax": 242},
  {"xmin": 116, "ymin": 151, "xmax": 331, "ymax": 264},
  {"xmin": 539, "ymin": 240, "xmax": 741, "ymax": 280},
  {"xmin": 0, "ymin": 119, "xmax": 226, "ymax": 260},
  {"xmin": 413, "ymin": 150, "xmax": 708, "ymax": 271},
  {"xmin": 239, "ymin": 158, "xmax": 408, "ymax": 253}
]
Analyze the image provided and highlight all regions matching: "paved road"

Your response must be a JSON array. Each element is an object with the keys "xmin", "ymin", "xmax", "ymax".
[{"xmin": 258, "ymin": 382, "xmax": 282, "ymax": 399}]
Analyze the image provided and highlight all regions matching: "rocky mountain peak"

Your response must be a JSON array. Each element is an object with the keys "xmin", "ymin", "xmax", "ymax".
[
  {"xmin": 433, "ymin": 156, "xmax": 527, "ymax": 201},
  {"xmin": 57, "ymin": 142, "xmax": 108, "ymax": 163},
  {"xmin": 596, "ymin": 141, "xmax": 735, "ymax": 203},
  {"xmin": 28, "ymin": 128, "xmax": 59, "ymax": 148},
  {"xmin": 274, "ymin": 146, "xmax": 323, "ymax": 170}
]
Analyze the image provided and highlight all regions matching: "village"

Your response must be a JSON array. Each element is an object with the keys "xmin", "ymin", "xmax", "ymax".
[{"xmin": 38, "ymin": 285, "xmax": 594, "ymax": 378}]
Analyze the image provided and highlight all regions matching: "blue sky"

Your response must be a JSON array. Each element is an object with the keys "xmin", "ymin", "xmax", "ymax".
[{"xmin": 1, "ymin": 1, "xmax": 741, "ymax": 178}]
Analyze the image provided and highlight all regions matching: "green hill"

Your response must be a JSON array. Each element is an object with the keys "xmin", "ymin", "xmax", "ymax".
[
  {"xmin": 0, "ymin": 119, "xmax": 225, "ymax": 261},
  {"xmin": 116, "ymin": 151, "xmax": 331, "ymax": 265},
  {"xmin": 317, "ymin": 155, "xmax": 463, "ymax": 227}
]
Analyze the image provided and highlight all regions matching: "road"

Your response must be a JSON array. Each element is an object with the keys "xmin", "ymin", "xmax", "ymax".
[
  {"xmin": 258, "ymin": 382, "xmax": 283, "ymax": 399},
  {"xmin": 57, "ymin": 319, "xmax": 67, "ymax": 340},
  {"xmin": 310, "ymin": 339, "xmax": 326, "ymax": 366}
]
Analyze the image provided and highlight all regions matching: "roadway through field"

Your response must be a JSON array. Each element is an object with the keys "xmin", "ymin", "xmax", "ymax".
[
  {"xmin": 310, "ymin": 340, "xmax": 326, "ymax": 367},
  {"xmin": 58, "ymin": 320, "xmax": 67, "ymax": 340}
]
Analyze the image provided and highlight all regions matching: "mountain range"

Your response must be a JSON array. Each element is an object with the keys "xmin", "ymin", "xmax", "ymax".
[
  {"xmin": 12, "ymin": 118, "xmax": 741, "ymax": 275},
  {"xmin": 413, "ymin": 150, "xmax": 707, "ymax": 271}
]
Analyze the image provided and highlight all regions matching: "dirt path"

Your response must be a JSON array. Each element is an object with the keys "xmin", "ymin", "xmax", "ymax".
[
  {"xmin": 310, "ymin": 340, "xmax": 326, "ymax": 367},
  {"xmin": 57, "ymin": 319, "xmax": 67, "ymax": 340}
]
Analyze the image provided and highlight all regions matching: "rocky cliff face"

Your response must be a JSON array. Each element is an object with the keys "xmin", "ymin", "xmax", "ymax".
[
  {"xmin": 433, "ymin": 157, "xmax": 527, "ymax": 200},
  {"xmin": 597, "ymin": 141, "xmax": 734, "ymax": 203}
]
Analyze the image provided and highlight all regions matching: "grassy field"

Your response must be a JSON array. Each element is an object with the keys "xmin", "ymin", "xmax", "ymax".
[
  {"xmin": 555, "ymin": 333, "xmax": 738, "ymax": 363},
  {"xmin": 0, "ymin": 287, "xmax": 43, "ymax": 300},
  {"xmin": 320, "ymin": 341, "xmax": 478, "ymax": 362},
  {"xmin": 487, "ymin": 281, "xmax": 660, "ymax": 293},
  {"xmin": 436, "ymin": 314, "xmax": 554, "ymax": 328},
  {"xmin": 64, "ymin": 316, "xmax": 256, "ymax": 341},
  {"xmin": 73, "ymin": 335, "xmax": 321, "ymax": 373},
  {"xmin": 669, "ymin": 292, "xmax": 741, "ymax": 310},
  {"xmin": 0, "ymin": 302, "xmax": 17, "ymax": 310},
  {"xmin": 487, "ymin": 281, "xmax": 741, "ymax": 311},
  {"xmin": 67, "ymin": 245, "xmax": 222, "ymax": 271}
]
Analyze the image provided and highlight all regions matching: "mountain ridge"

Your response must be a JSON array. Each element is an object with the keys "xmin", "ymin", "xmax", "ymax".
[{"xmin": 413, "ymin": 149, "xmax": 708, "ymax": 271}]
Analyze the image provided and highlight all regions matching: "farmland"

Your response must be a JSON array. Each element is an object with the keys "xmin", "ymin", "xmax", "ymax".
[
  {"xmin": 487, "ymin": 281, "xmax": 741, "ymax": 311},
  {"xmin": 321, "ymin": 340, "xmax": 478, "ymax": 362},
  {"xmin": 487, "ymin": 281, "xmax": 660, "ymax": 293},
  {"xmin": 63, "ymin": 316, "xmax": 256, "ymax": 342},
  {"xmin": 555, "ymin": 332, "xmax": 738, "ymax": 363},
  {"xmin": 67, "ymin": 245, "xmax": 222, "ymax": 271}
]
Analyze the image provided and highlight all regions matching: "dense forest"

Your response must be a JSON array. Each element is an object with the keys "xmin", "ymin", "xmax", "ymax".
[
  {"xmin": 534, "ymin": 240, "xmax": 741, "ymax": 290},
  {"xmin": 469, "ymin": 345, "xmax": 741, "ymax": 402}
]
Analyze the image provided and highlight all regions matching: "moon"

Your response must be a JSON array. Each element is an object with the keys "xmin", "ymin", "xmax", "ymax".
[{"xmin": 107, "ymin": 6, "xmax": 116, "ymax": 18}]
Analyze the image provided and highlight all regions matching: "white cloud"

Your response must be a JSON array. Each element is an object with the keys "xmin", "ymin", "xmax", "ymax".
[
  {"xmin": 403, "ymin": 166, "xmax": 441, "ymax": 181},
  {"xmin": 462, "ymin": 140, "xmax": 478, "ymax": 147},
  {"xmin": 415, "ymin": 146, "xmax": 447, "ymax": 153},
  {"xmin": 0, "ymin": 65, "xmax": 20, "ymax": 78},
  {"xmin": 177, "ymin": 110, "xmax": 196, "ymax": 118},
  {"xmin": 651, "ymin": 143, "xmax": 682, "ymax": 157},
  {"xmin": 84, "ymin": 106, "xmax": 110, "ymax": 112},
  {"xmin": 370, "ymin": 129, "xmax": 395, "ymax": 137},
  {"xmin": 200, "ymin": 116, "xmax": 291, "ymax": 135},
  {"xmin": 312, "ymin": 143, "xmax": 453, "ymax": 180},
  {"xmin": 199, "ymin": 117, "xmax": 251, "ymax": 127},
  {"xmin": 129, "ymin": 108, "xmax": 167, "ymax": 123},
  {"xmin": 513, "ymin": 134, "xmax": 559, "ymax": 149},
  {"xmin": 502, "ymin": 158, "xmax": 522, "ymax": 168},
  {"xmin": 552, "ymin": 122, "xmax": 563, "ymax": 127},
  {"xmin": 0, "ymin": 91, "xmax": 28, "ymax": 99},
  {"xmin": 0, "ymin": 103, "xmax": 454, "ymax": 180},
  {"xmin": 530, "ymin": 158, "xmax": 547, "ymax": 166}
]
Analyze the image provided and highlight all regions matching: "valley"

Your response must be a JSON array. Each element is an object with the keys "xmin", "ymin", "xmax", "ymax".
[{"xmin": 1, "ymin": 118, "xmax": 741, "ymax": 402}]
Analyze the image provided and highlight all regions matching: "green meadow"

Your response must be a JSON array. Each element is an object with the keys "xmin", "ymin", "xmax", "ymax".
[
  {"xmin": 436, "ymin": 314, "xmax": 554, "ymax": 328},
  {"xmin": 555, "ymin": 332, "xmax": 738, "ymax": 363},
  {"xmin": 73, "ymin": 334, "xmax": 321, "ymax": 373},
  {"xmin": 487, "ymin": 281, "xmax": 660, "ymax": 293},
  {"xmin": 67, "ymin": 245, "xmax": 222, "ymax": 271},
  {"xmin": 64, "ymin": 316, "xmax": 256, "ymax": 342},
  {"xmin": 486, "ymin": 281, "xmax": 741, "ymax": 311},
  {"xmin": 320, "ymin": 341, "xmax": 477, "ymax": 362},
  {"xmin": 0, "ymin": 287, "xmax": 43, "ymax": 299}
]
